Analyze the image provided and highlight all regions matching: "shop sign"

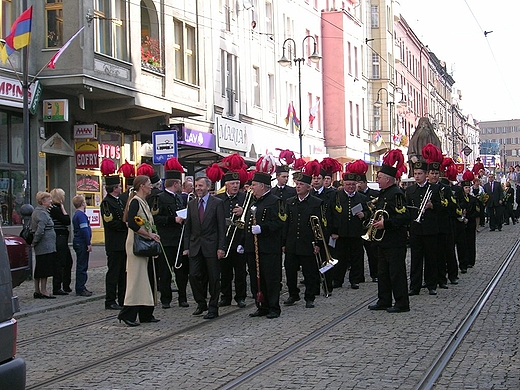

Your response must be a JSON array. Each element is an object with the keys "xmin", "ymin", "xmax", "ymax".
[
  {"xmin": 98, "ymin": 143, "xmax": 121, "ymax": 159},
  {"xmin": 85, "ymin": 208, "xmax": 101, "ymax": 228},
  {"xmin": 29, "ymin": 80, "xmax": 42, "ymax": 115},
  {"xmin": 75, "ymin": 141, "xmax": 99, "ymax": 169},
  {"xmin": 215, "ymin": 115, "xmax": 248, "ymax": 152},
  {"xmin": 152, "ymin": 130, "xmax": 178, "ymax": 164},
  {"xmin": 43, "ymin": 99, "xmax": 69, "ymax": 122},
  {"xmin": 74, "ymin": 124, "xmax": 98, "ymax": 139},
  {"xmin": 177, "ymin": 127, "xmax": 216, "ymax": 150},
  {"xmin": 76, "ymin": 175, "xmax": 100, "ymax": 192}
]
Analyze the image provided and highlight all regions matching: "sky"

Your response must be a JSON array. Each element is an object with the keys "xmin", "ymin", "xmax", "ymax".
[{"xmin": 396, "ymin": 0, "xmax": 519, "ymax": 122}]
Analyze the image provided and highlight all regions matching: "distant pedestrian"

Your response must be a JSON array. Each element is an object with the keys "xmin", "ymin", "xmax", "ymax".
[
  {"xmin": 31, "ymin": 191, "xmax": 57, "ymax": 299},
  {"xmin": 484, "ymin": 173, "xmax": 504, "ymax": 231},
  {"xmin": 72, "ymin": 195, "xmax": 93, "ymax": 296},
  {"xmin": 49, "ymin": 188, "xmax": 73, "ymax": 295}
]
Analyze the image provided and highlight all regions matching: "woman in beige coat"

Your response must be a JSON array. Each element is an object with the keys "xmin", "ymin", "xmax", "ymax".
[{"xmin": 117, "ymin": 175, "xmax": 160, "ymax": 327}]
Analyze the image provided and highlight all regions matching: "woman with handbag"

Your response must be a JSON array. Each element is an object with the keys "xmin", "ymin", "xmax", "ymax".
[
  {"xmin": 118, "ymin": 175, "xmax": 161, "ymax": 327},
  {"xmin": 31, "ymin": 191, "xmax": 57, "ymax": 299}
]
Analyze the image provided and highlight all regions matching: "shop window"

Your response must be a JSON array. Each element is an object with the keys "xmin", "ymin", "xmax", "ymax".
[
  {"xmin": 94, "ymin": 0, "xmax": 128, "ymax": 61},
  {"xmin": 0, "ymin": 0, "xmax": 12, "ymax": 39},
  {"xmin": 0, "ymin": 111, "xmax": 23, "ymax": 164},
  {"xmin": 0, "ymin": 169, "xmax": 25, "ymax": 226},
  {"xmin": 45, "ymin": 0, "xmax": 63, "ymax": 47}
]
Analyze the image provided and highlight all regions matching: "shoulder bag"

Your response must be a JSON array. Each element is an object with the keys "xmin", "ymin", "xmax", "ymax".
[{"xmin": 132, "ymin": 201, "xmax": 161, "ymax": 257}]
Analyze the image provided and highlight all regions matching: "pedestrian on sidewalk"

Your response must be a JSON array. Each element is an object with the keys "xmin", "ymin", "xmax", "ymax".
[{"xmin": 72, "ymin": 195, "xmax": 93, "ymax": 297}]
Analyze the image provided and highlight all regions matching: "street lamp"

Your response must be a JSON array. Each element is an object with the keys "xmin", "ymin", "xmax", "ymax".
[
  {"xmin": 278, "ymin": 36, "xmax": 322, "ymax": 156},
  {"xmin": 374, "ymin": 87, "xmax": 406, "ymax": 147}
]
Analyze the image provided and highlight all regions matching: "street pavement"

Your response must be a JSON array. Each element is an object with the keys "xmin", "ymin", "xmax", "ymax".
[{"xmin": 13, "ymin": 223, "xmax": 520, "ymax": 389}]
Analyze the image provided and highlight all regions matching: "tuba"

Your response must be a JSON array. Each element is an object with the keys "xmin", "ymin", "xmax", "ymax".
[
  {"xmin": 361, "ymin": 206, "xmax": 389, "ymax": 242},
  {"xmin": 310, "ymin": 216, "xmax": 339, "ymax": 273}
]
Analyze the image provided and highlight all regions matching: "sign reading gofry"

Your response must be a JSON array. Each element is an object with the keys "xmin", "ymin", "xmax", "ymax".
[
  {"xmin": 43, "ymin": 99, "xmax": 69, "ymax": 122},
  {"xmin": 75, "ymin": 141, "xmax": 99, "ymax": 169}
]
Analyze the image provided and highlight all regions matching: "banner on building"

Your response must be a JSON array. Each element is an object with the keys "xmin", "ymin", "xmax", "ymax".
[{"xmin": 75, "ymin": 141, "xmax": 99, "ymax": 169}]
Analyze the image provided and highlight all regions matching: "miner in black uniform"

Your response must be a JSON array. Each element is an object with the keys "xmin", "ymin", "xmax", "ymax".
[
  {"xmin": 245, "ymin": 170, "xmax": 285, "ymax": 319},
  {"xmin": 119, "ymin": 176, "xmax": 133, "ymax": 207},
  {"xmin": 406, "ymin": 161, "xmax": 441, "ymax": 296},
  {"xmin": 215, "ymin": 171, "xmax": 247, "ymax": 308},
  {"xmin": 330, "ymin": 171, "xmax": 370, "ymax": 289},
  {"xmin": 282, "ymin": 171, "xmax": 324, "ymax": 308},
  {"xmin": 101, "ymin": 175, "xmax": 127, "ymax": 310},
  {"xmin": 270, "ymin": 165, "xmax": 296, "ymax": 202},
  {"xmin": 368, "ymin": 150, "xmax": 410, "ymax": 313},
  {"xmin": 151, "ymin": 165, "xmax": 189, "ymax": 308},
  {"xmin": 354, "ymin": 160, "xmax": 380, "ymax": 282}
]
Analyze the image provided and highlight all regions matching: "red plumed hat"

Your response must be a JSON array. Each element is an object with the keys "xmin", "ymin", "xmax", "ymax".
[
  {"xmin": 164, "ymin": 157, "xmax": 184, "ymax": 172},
  {"xmin": 320, "ymin": 157, "xmax": 343, "ymax": 175},
  {"xmin": 440, "ymin": 157, "xmax": 455, "ymax": 173},
  {"xmin": 222, "ymin": 153, "xmax": 246, "ymax": 172},
  {"xmin": 100, "ymin": 158, "xmax": 116, "ymax": 176},
  {"xmin": 344, "ymin": 159, "xmax": 368, "ymax": 181},
  {"xmin": 255, "ymin": 153, "xmax": 277, "ymax": 175},
  {"xmin": 118, "ymin": 159, "xmax": 135, "ymax": 178},
  {"xmin": 276, "ymin": 148, "xmax": 296, "ymax": 166},
  {"xmin": 137, "ymin": 163, "xmax": 155, "ymax": 177},
  {"xmin": 380, "ymin": 149, "xmax": 406, "ymax": 178},
  {"xmin": 460, "ymin": 170, "xmax": 475, "ymax": 186},
  {"xmin": 422, "ymin": 143, "xmax": 443, "ymax": 164},
  {"xmin": 206, "ymin": 163, "xmax": 224, "ymax": 183},
  {"xmin": 302, "ymin": 159, "xmax": 322, "ymax": 177},
  {"xmin": 293, "ymin": 158, "xmax": 306, "ymax": 171}
]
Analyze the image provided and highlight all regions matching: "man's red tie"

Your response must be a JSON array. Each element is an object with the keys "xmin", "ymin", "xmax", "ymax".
[{"xmin": 198, "ymin": 198, "xmax": 204, "ymax": 221}]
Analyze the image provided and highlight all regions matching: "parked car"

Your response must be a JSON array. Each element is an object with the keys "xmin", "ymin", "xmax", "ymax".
[
  {"xmin": 0, "ymin": 224, "xmax": 26, "ymax": 390},
  {"xmin": 5, "ymin": 234, "xmax": 30, "ymax": 288}
]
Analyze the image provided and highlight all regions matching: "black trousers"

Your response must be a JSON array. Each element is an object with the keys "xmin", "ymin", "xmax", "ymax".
[
  {"xmin": 189, "ymin": 250, "xmax": 220, "ymax": 313},
  {"xmin": 156, "ymin": 246, "xmax": 175, "ymax": 305},
  {"xmin": 363, "ymin": 240, "xmax": 378, "ymax": 280},
  {"xmin": 488, "ymin": 205, "xmax": 503, "ymax": 230},
  {"xmin": 375, "ymin": 246, "xmax": 409, "ymax": 309},
  {"xmin": 220, "ymin": 250, "xmax": 247, "ymax": 302},
  {"xmin": 333, "ymin": 236, "xmax": 364, "ymax": 286},
  {"xmin": 246, "ymin": 252, "xmax": 281, "ymax": 315},
  {"xmin": 105, "ymin": 250, "xmax": 127, "ymax": 306},
  {"xmin": 53, "ymin": 234, "xmax": 73, "ymax": 292},
  {"xmin": 409, "ymin": 234, "xmax": 438, "ymax": 291},
  {"xmin": 118, "ymin": 305, "xmax": 154, "ymax": 323},
  {"xmin": 284, "ymin": 252, "xmax": 320, "ymax": 301},
  {"xmin": 438, "ymin": 231, "xmax": 457, "ymax": 283},
  {"xmin": 454, "ymin": 221, "xmax": 468, "ymax": 270},
  {"xmin": 174, "ymin": 254, "xmax": 190, "ymax": 303},
  {"xmin": 465, "ymin": 220, "xmax": 477, "ymax": 267}
]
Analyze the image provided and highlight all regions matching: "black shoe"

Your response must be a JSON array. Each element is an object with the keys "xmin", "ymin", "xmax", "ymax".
[
  {"xmin": 178, "ymin": 301, "xmax": 190, "ymax": 308},
  {"xmin": 438, "ymin": 284, "xmax": 449, "ymax": 289},
  {"xmin": 331, "ymin": 281, "xmax": 343, "ymax": 288},
  {"xmin": 218, "ymin": 299, "xmax": 231, "ymax": 307},
  {"xmin": 203, "ymin": 312, "xmax": 219, "ymax": 320},
  {"xmin": 460, "ymin": 268, "xmax": 467, "ymax": 274},
  {"xmin": 408, "ymin": 290, "xmax": 420, "ymax": 296},
  {"xmin": 192, "ymin": 306, "xmax": 208, "ymax": 315},
  {"xmin": 162, "ymin": 303, "xmax": 171, "ymax": 309},
  {"xmin": 63, "ymin": 287, "xmax": 72, "ymax": 293},
  {"xmin": 41, "ymin": 294, "xmax": 56, "ymax": 299},
  {"xmin": 283, "ymin": 296, "xmax": 300, "ymax": 306},
  {"xmin": 171, "ymin": 287, "xmax": 179, "ymax": 292},
  {"xmin": 237, "ymin": 300, "xmax": 246, "ymax": 308},
  {"xmin": 421, "ymin": 283, "xmax": 427, "ymax": 288},
  {"xmin": 490, "ymin": 229, "xmax": 496, "ymax": 231},
  {"xmin": 266, "ymin": 311, "xmax": 279, "ymax": 319},
  {"xmin": 498, "ymin": 229, "xmax": 502, "ymax": 231},
  {"xmin": 118, "ymin": 317, "xmax": 140, "ymax": 327},
  {"xmin": 53, "ymin": 289, "xmax": 69, "ymax": 296},
  {"xmin": 505, "ymin": 223, "xmax": 510, "ymax": 225},
  {"xmin": 450, "ymin": 278, "xmax": 459, "ymax": 285},
  {"xmin": 142, "ymin": 317, "xmax": 160, "ymax": 323},
  {"xmin": 386, "ymin": 306, "xmax": 410, "ymax": 313},
  {"xmin": 350, "ymin": 283, "xmax": 360, "ymax": 289},
  {"xmin": 467, "ymin": 265, "xmax": 473, "ymax": 268},
  {"xmin": 372, "ymin": 277, "xmax": 378, "ymax": 282},
  {"xmin": 428, "ymin": 289, "xmax": 437, "ymax": 295},
  {"xmin": 368, "ymin": 304, "xmax": 390, "ymax": 311},
  {"xmin": 76, "ymin": 290, "xmax": 93, "ymax": 297},
  {"xmin": 249, "ymin": 309, "xmax": 268, "ymax": 317},
  {"xmin": 305, "ymin": 301, "xmax": 315, "ymax": 308},
  {"xmin": 34, "ymin": 292, "xmax": 43, "ymax": 299},
  {"xmin": 106, "ymin": 303, "xmax": 124, "ymax": 310}
]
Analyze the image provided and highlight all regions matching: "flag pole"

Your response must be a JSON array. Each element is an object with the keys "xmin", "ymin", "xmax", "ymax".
[{"xmin": 22, "ymin": 0, "xmax": 31, "ymax": 205}]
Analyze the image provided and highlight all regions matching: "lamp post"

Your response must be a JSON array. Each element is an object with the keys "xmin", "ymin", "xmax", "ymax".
[
  {"xmin": 374, "ymin": 87, "xmax": 406, "ymax": 148},
  {"xmin": 278, "ymin": 36, "xmax": 322, "ymax": 156}
]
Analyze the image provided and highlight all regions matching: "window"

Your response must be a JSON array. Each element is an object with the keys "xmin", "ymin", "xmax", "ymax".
[
  {"xmin": 0, "ymin": 0, "xmax": 12, "ymax": 38},
  {"xmin": 314, "ymin": 34, "xmax": 320, "ymax": 70},
  {"xmin": 253, "ymin": 66, "xmax": 260, "ymax": 107},
  {"xmin": 173, "ymin": 19, "xmax": 197, "ymax": 84},
  {"xmin": 347, "ymin": 42, "xmax": 352, "ymax": 75},
  {"xmin": 374, "ymin": 106, "xmax": 381, "ymax": 131},
  {"xmin": 224, "ymin": 0, "xmax": 231, "ymax": 31},
  {"xmin": 354, "ymin": 46, "xmax": 358, "ymax": 79},
  {"xmin": 268, "ymin": 73, "xmax": 275, "ymax": 112},
  {"xmin": 349, "ymin": 101, "xmax": 354, "ymax": 136},
  {"xmin": 221, "ymin": 51, "xmax": 238, "ymax": 116},
  {"xmin": 265, "ymin": 2, "xmax": 273, "ymax": 35},
  {"xmin": 356, "ymin": 104, "xmax": 360, "ymax": 137},
  {"xmin": 371, "ymin": 5, "xmax": 379, "ymax": 28},
  {"xmin": 45, "ymin": 0, "xmax": 63, "ymax": 48},
  {"xmin": 94, "ymin": 0, "xmax": 128, "ymax": 60},
  {"xmin": 372, "ymin": 54, "xmax": 380, "ymax": 79},
  {"xmin": 141, "ymin": 1, "xmax": 161, "ymax": 71}
]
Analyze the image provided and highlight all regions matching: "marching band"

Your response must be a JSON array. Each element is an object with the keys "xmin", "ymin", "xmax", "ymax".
[{"xmin": 106, "ymin": 144, "xmax": 490, "ymax": 325}]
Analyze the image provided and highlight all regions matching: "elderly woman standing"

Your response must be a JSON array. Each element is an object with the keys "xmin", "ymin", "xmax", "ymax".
[
  {"xmin": 118, "ymin": 175, "xmax": 160, "ymax": 327},
  {"xmin": 49, "ymin": 188, "xmax": 73, "ymax": 295},
  {"xmin": 31, "ymin": 191, "xmax": 57, "ymax": 299}
]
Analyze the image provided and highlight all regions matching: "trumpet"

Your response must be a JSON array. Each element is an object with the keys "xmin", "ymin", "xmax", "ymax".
[
  {"xmin": 310, "ymin": 216, "xmax": 339, "ymax": 273},
  {"xmin": 363, "ymin": 197, "xmax": 379, "ymax": 229},
  {"xmin": 414, "ymin": 187, "xmax": 433, "ymax": 223},
  {"xmin": 361, "ymin": 207, "xmax": 389, "ymax": 242},
  {"xmin": 224, "ymin": 190, "xmax": 253, "ymax": 258}
]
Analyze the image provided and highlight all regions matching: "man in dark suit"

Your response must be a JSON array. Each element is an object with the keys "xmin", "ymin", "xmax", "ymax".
[
  {"xmin": 270, "ymin": 165, "xmax": 296, "ymax": 202},
  {"xmin": 484, "ymin": 173, "xmax": 504, "ymax": 231},
  {"xmin": 183, "ymin": 176, "xmax": 226, "ymax": 319},
  {"xmin": 101, "ymin": 175, "xmax": 127, "ymax": 310}
]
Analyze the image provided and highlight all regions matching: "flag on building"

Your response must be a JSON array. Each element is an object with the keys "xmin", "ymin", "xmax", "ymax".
[
  {"xmin": 292, "ymin": 103, "xmax": 300, "ymax": 130},
  {"xmin": 0, "ymin": 6, "xmax": 33, "ymax": 64},
  {"xmin": 373, "ymin": 131, "xmax": 383, "ymax": 147},
  {"xmin": 47, "ymin": 26, "xmax": 85, "ymax": 69},
  {"xmin": 309, "ymin": 99, "xmax": 320, "ymax": 125},
  {"xmin": 284, "ymin": 102, "xmax": 293, "ymax": 126}
]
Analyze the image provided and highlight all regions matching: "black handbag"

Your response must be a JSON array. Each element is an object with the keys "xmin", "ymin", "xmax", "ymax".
[
  {"xmin": 20, "ymin": 226, "xmax": 34, "ymax": 245},
  {"xmin": 133, "ymin": 234, "xmax": 161, "ymax": 257}
]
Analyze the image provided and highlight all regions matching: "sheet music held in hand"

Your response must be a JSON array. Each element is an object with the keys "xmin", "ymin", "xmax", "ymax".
[
  {"xmin": 351, "ymin": 203, "xmax": 363, "ymax": 215},
  {"xmin": 319, "ymin": 263, "xmax": 334, "ymax": 274},
  {"xmin": 176, "ymin": 208, "xmax": 187, "ymax": 219}
]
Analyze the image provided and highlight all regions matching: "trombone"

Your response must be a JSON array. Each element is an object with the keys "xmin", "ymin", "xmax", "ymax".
[
  {"xmin": 414, "ymin": 187, "xmax": 433, "ymax": 223},
  {"xmin": 224, "ymin": 189, "xmax": 253, "ymax": 258},
  {"xmin": 310, "ymin": 216, "xmax": 339, "ymax": 297}
]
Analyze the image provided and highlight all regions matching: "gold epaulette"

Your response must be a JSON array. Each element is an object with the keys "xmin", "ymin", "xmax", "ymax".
[
  {"xmin": 101, "ymin": 201, "xmax": 113, "ymax": 222},
  {"xmin": 395, "ymin": 194, "xmax": 406, "ymax": 214},
  {"xmin": 441, "ymin": 199, "xmax": 449, "ymax": 207},
  {"xmin": 321, "ymin": 205, "xmax": 327, "ymax": 227},
  {"xmin": 278, "ymin": 199, "xmax": 287, "ymax": 221},
  {"xmin": 456, "ymin": 208, "xmax": 463, "ymax": 216},
  {"xmin": 335, "ymin": 193, "xmax": 342, "ymax": 213}
]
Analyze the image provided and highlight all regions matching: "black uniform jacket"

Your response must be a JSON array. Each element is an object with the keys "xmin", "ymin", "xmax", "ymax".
[
  {"xmin": 331, "ymin": 191, "xmax": 370, "ymax": 237},
  {"xmin": 283, "ymin": 193, "xmax": 324, "ymax": 256},
  {"xmin": 270, "ymin": 185, "xmax": 297, "ymax": 203},
  {"xmin": 374, "ymin": 184, "xmax": 409, "ymax": 248},
  {"xmin": 243, "ymin": 192, "xmax": 284, "ymax": 255},
  {"xmin": 101, "ymin": 194, "xmax": 128, "ymax": 252},
  {"xmin": 151, "ymin": 190, "xmax": 184, "ymax": 247},
  {"xmin": 405, "ymin": 182, "xmax": 440, "ymax": 236},
  {"xmin": 215, "ymin": 191, "xmax": 246, "ymax": 250}
]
